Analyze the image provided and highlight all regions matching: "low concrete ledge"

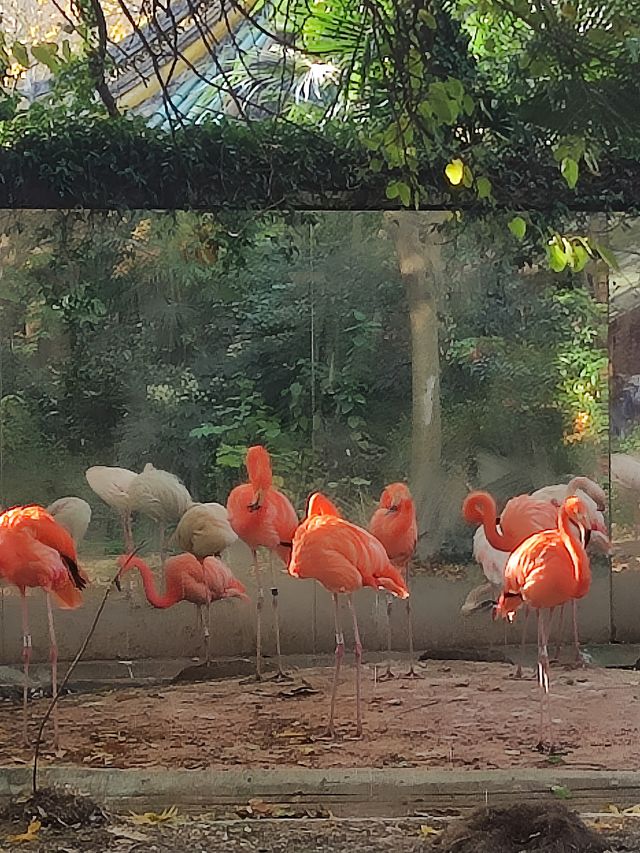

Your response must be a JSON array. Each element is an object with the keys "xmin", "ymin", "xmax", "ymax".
[{"xmin": 1, "ymin": 767, "xmax": 639, "ymax": 814}]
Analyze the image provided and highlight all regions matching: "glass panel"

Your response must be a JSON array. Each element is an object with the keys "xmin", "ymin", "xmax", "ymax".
[{"xmin": 0, "ymin": 210, "xmax": 613, "ymax": 771}]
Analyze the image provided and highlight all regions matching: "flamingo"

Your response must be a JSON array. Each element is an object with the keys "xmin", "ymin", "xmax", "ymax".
[
  {"xmin": 128, "ymin": 463, "xmax": 193, "ymax": 560},
  {"xmin": 227, "ymin": 446, "xmax": 298, "ymax": 681},
  {"xmin": 174, "ymin": 502, "xmax": 238, "ymax": 558},
  {"xmin": 46, "ymin": 497, "xmax": 92, "ymax": 544},
  {"xmin": 493, "ymin": 495, "xmax": 592, "ymax": 749},
  {"xmin": 287, "ymin": 492, "xmax": 409, "ymax": 738},
  {"xmin": 369, "ymin": 482, "xmax": 419, "ymax": 679},
  {"xmin": 117, "ymin": 552, "xmax": 247, "ymax": 663},
  {"xmin": 462, "ymin": 487, "xmax": 608, "ymax": 670},
  {"xmin": 85, "ymin": 465, "xmax": 137, "ymax": 551},
  {"xmin": 0, "ymin": 505, "xmax": 88, "ymax": 747}
]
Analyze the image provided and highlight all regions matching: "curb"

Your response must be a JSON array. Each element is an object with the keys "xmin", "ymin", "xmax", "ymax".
[{"xmin": 1, "ymin": 767, "xmax": 639, "ymax": 814}]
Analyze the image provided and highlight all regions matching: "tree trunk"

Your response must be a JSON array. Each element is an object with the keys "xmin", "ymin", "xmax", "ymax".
[{"xmin": 384, "ymin": 211, "xmax": 447, "ymax": 556}]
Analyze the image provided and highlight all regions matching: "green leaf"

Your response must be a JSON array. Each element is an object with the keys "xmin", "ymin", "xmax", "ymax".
[
  {"xmin": 417, "ymin": 9, "xmax": 437, "ymax": 28},
  {"xmin": 548, "ymin": 242, "xmax": 568, "ymax": 272},
  {"xmin": 570, "ymin": 244, "xmax": 589, "ymax": 272},
  {"xmin": 594, "ymin": 243, "xmax": 619, "ymax": 270},
  {"xmin": 508, "ymin": 216, "xmax": 527, "ymax": 239},
  {"xmin": 396, "ymin": 181, "xmax": 411, "ymax": 207},
  {"xmin": 462, "ymin": 165, "xmax": 474, "ymax": 188},
  {"xmin": 476, "ymin": 176, "xmax": 492, "ymax": 199},
  {"xmin": 11, "ymin": 41, "xmax": 29, "ymax": 68},
  {"xmin": 369, "ymin": 158, "xmax": 383, "ymax": 173},
  {"xmin": 385, "ymin": 181, "xmax": 400, "ymax": 200},
  {"xmin": 561, "ymin": 157, "xmax": 579, "ymax": 189},
  {"xmin": 550, "ymin": 785, "xmax": 572, "ymax": 800},
  {"xmin": 31, "ymin": 42, "xmax": 59, "ymax": 72},
  {"xmin": 445, "ymin": 159, "xmax": 464, "ymax": 186}
]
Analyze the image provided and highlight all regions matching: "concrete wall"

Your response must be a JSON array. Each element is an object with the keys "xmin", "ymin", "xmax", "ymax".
[{"xmin": 0, "ymin": 542, "xmax": 629, "ymax": 665}]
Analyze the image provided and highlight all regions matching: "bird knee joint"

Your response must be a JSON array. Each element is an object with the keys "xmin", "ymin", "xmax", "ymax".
[
  {"xmin": 270, "ymin": 587, "xmax": 278, "ymax": 597},
  {"xmin": 22, "ymin": 634, "xmax": 32, "ymax": 649}
]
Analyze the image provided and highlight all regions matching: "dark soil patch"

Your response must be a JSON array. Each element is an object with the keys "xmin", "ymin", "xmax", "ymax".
[
  {"xmin": 0, "ymin": 787, "xmax": 107, "ymax": 829},
  {"xmin": 433, "ymin": 803, "xmax": 605, "ymax": 853}
]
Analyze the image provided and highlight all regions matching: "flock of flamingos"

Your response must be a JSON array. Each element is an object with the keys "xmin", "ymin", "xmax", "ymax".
[{"xmin": 0, "ymin": 443, "xmax": 625, "ymax": 752}]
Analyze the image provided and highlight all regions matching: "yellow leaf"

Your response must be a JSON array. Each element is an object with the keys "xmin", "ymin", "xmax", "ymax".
[
  {"xmin": 420, "ymin": 824, "xmax": 442, "ymax": 836},
  {"xmin": 445, "ymin": 159, "xmax": 464, "ymax": 186},
  {"xmin": 129, "ymin": 806, "xmax": 179, "ymax": 825},
  {"xmin": 7, "ymin": 819, "xmax": 41, "ymax": 843}
]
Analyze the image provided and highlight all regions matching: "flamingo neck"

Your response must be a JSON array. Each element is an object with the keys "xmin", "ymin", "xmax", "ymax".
[
  {"xmin": 133, "ymin": 558, "xmax": 178, "ymax": 609},
  {"xmin": 558, "ymin": 507, "xmax": 590, "ymax": 592},
  {"xmin": 477, "ymin": 497, "xmax": 511, "ymax": 551}
]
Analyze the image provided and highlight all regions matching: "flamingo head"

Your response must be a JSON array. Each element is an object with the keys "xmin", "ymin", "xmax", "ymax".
[
  {"xmin": 305, "ymin": 492, "xmax": 341, "ymax": 518},
  {"xmin": 462, "ymin": 490, "xmax": 496, "ymax": 525},
  {"xmin": 563, "ymin": 495, "xmax": 591, "ymax": 530},
  {"xmin": 380, "ymin": 482, "xmax": 413, "ymax": 513}
]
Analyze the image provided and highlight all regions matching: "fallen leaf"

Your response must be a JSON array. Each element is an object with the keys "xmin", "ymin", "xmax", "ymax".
[
  {"xmin": 128, "ymin": 805, "xmax": 179, "ymax": 825},
  {"xmin": 7, "ymin": 819, "xmax": 41, "ymax": 843},
  {"xmin": 420, "ymin": 824, "xmax": 442, "ymax": 836}
]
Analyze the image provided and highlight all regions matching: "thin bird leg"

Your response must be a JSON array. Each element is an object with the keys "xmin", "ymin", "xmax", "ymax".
[
  {"xmin": 200, "ymin": 603, "xmax": 212, "ymax": 665},
  {"xmin": 158, "ymin": 523, "xmax": 167, "ymax": 563},
  {"xmin": 515, "ymin": 606, "xmax": 530, "ymax": 679},
  {"xmin": 402, "ymin": 560, "xmax": 421, "ymax": 679},
  {"xmin": 571, "ymin": 600, "xmax": 585, "ymax": 667},
  {"xmin": 268, "ymin": 552, "xmax": 290, "ymax": 682},
  {"xmin": 254, "ymin": 550, "xmax": 264, "ymax": 681},
  {"xmin": 20, "ymin": 592, "xmax": 32, "ymax": 746},
  {"xmin": 553, "ymin": 604, "xmax": 566, "ymax": 662},
  {"xmin": 122, "ymin": 511, "xmax": 134, "ymax": 552},
  {"xmin": 378, "ymin": 596, "xmax": 395, "ymax": 681},
  {"xmin": 327, "ymin": 593, "xmax": 345, "ymax": 738},
  {"xmin": 46, "ymin": 593, "xmax": 59, "ymax": 750},
  {"xmin": 536, "ymin": 609, "xmax": 553, "ymax": 751},
  {"xmin": 348, "ymin": 594, "xmax": 364, "ymax": 739}
]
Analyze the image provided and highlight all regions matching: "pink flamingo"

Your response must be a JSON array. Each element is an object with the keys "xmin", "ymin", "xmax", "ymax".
[
  {"xmin": 0, "ymin": 527, "xmax": 85, "ymax": 746},
  {"xmin": 227, "ymin": 445, "xmax": 298, "ymax": 680},
  {"xmin": 117, "ymin": 553, "xmax": 247, "ymax": 662}
]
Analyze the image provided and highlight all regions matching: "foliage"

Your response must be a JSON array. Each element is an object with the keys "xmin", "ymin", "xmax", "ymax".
[{"xmin": 0, "ymin": 0, "xmax": 639, "ymax": 230}]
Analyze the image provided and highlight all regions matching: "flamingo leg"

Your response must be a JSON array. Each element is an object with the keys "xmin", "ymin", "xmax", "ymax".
[
  {"xmin": 122, "ymin": 511, "xmax": 133, "ymax": 552},
  {"xmin": 553, "ymin": 604, "xmax": 566, "ymax": 662},
  {"xmin": 402, "ymin": 560, "xmax": 421, "ymax": 679},
  {"xmin": 254, "ymin": 550, "xmax": 264, "ymax": 681},
  {"xmin": 572, "ymin": 600, "xmax": 585, "ymax": 666},
  {"xmin": 378, "ymin": 596, "xmax": 395, "ymax": 681},
  {"xmin": 268, "ymin": 553, "xmax": 290, "ymax": 682},
  {"xmin": 20, "ymin": 592, "xmax": 31, "ymax": 746},
  {"xmin": 515, "ymin": 606, "xmax": 530, "ymax": 679},
  {"xmin": 46, "ymin": 593, "xmax": 59, "ymax": 749},
  {"xmin": 158, "ymin": 523, "xmax": 167, "ymax": 563},
  {"xmin": 201, "ymin": 604, "xmax": 211, "ymax": 665},
  {"xmin": 536, "ymin": 608, "xmax": 552, "ymax": 750},
  {"xmin": 328, "ymin": 593, "xmax": 345, "ymax": 738},
  {"xmin": 348, "ymin": 594, "xmax": 363, "ymax": 738}
]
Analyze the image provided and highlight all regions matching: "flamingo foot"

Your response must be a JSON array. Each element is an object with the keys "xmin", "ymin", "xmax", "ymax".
[
  {"xmin": 269, "ymin": 669, "xmax": 293, "ymax": 683},
  {"xmin": 401, "ymin": 665, "xmax": 423, "ymax": 680},
  {"xmin": 378, "ymin": 665, "xmax": 396, "ymax": 682}
]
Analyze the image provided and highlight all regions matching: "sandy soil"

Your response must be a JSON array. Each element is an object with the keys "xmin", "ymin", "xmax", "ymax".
[{"xmin": 1, "ymin": 660, "xmax": 640, "ymax": 770}]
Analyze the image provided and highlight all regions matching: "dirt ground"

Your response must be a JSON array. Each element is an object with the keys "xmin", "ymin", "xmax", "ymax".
[
  {"xmin": 1, "ymin": 659, "xmax": 640, "ymax": 770},
  {"xmin": 0, "ymin": 813, "xmax": 638, "ymax": 853}
]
